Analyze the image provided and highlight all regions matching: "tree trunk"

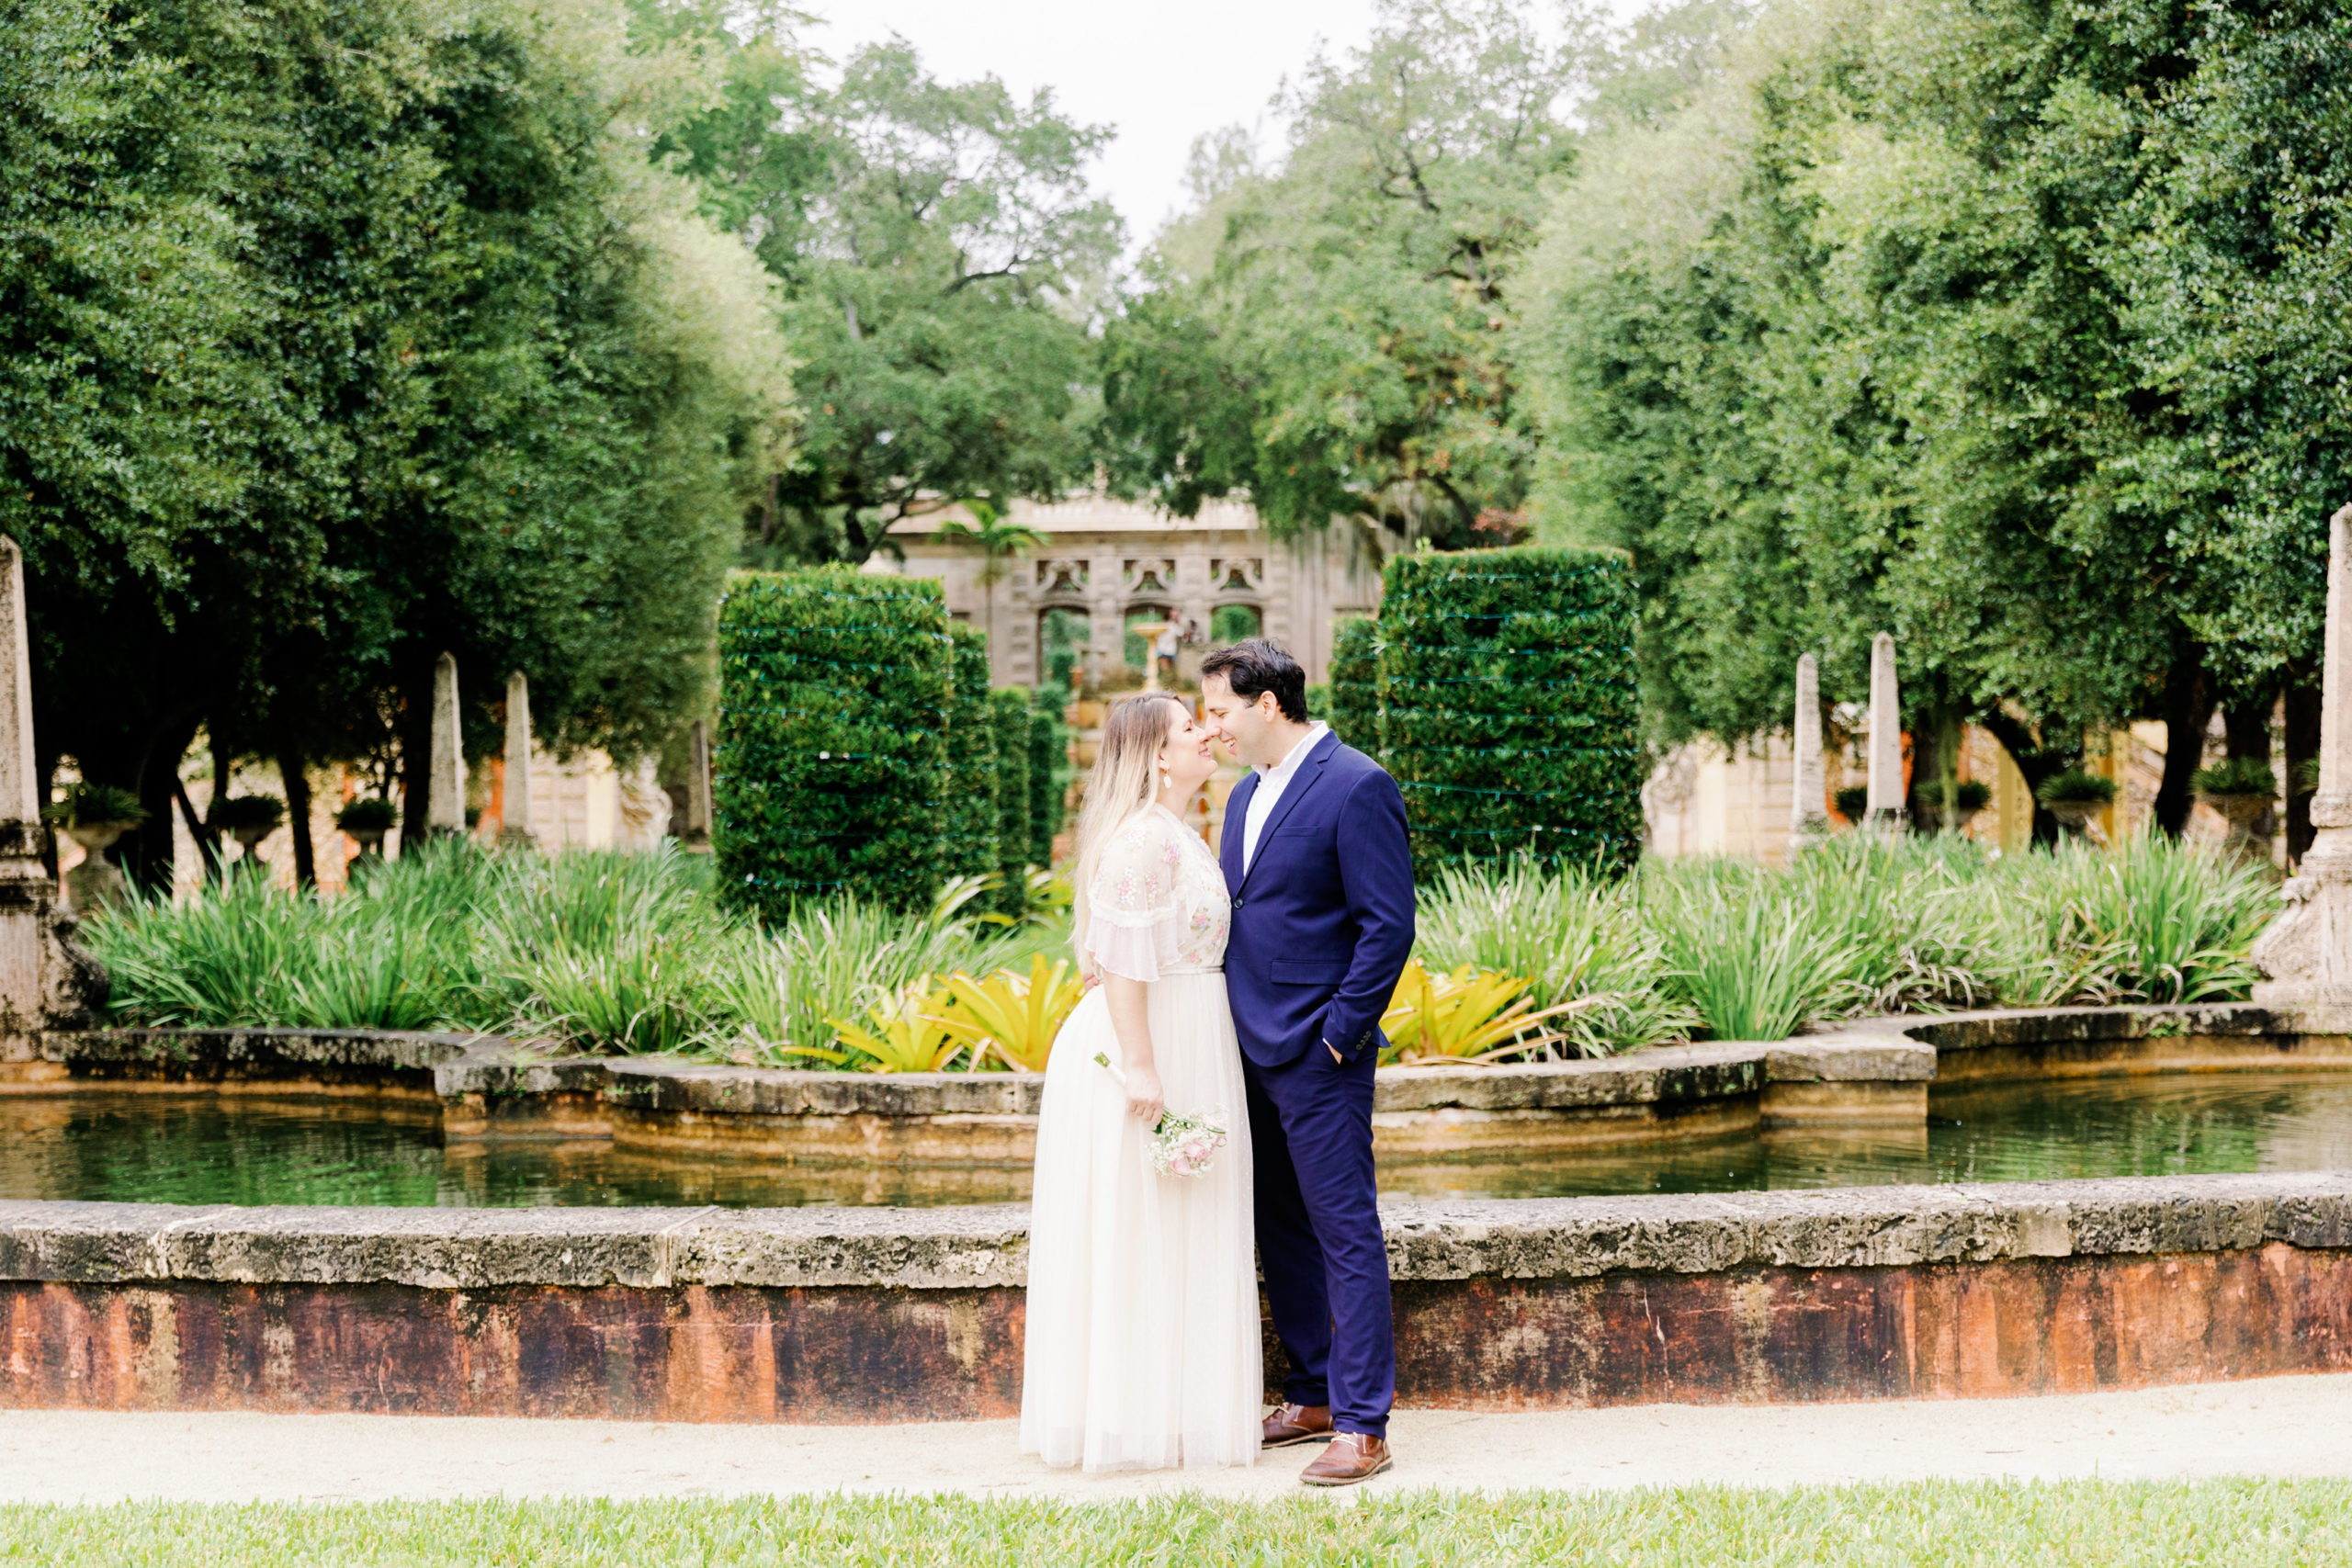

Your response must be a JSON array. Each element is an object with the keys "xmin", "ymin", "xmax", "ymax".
[
  {"xmin": 278, "ymin": 752, "xmax": 315, "ymax": 888},
  {"xmin": 2152, "ymin": 636, "xmax": 2214, "ymax": 839},
  {"xmin": 172, "ymin": 773, "xmax": 220, "ymax": 882},
  {"xmin": 2222, "ymin": 697, "xmax": 2275, "ymax": 761},
  {"xmin": 398, "ymin": 651, "xmax": 435, "ymax": 853},
  {"xmin": 2285, "ymin": 668, "xmax": 2321, "ymax": 865},
  {"xmin": 201, "ymin": 733, "xmax": 234, "ymax": 884},
  {"xmin": 1974, "ymin": 710, "xmax": 2075, "ymax": 846},
  {"xmin": 124, "ymin": 710, "xmax": 203, "ymax": 896}
]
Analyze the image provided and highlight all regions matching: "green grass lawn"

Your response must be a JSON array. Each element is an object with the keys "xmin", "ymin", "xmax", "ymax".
[{"xmin": 0, "ymin": 1481, "xmax": 2345, "ymax": 1566}]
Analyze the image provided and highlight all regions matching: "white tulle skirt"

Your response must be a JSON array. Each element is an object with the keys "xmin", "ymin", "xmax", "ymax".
[{"xmin": 1019, "ymin": 968, "xmax": 1261, "ymax": 1472}]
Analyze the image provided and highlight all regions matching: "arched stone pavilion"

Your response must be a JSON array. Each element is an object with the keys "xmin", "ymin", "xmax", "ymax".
[{"xmin": 881, "ymin": 493, "xmax": 1387, "ymax": 688}]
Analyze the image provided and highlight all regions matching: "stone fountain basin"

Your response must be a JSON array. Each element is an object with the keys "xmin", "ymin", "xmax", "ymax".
[
  {"xmin": 0, "ymin": 1171, "xmax": 2344, "ymax": 1421},
  {"xmin": 6, "ymin": 1003, "xmax": 2346, "ymax": 1163},
  {"xmin": 0, "ymin": 1004, "xmax": 2343, "ymax": 1422}
]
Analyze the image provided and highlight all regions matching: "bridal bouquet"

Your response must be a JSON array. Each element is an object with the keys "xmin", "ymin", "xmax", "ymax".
[{"xmin": 1092, "ymin": 1053, "xmax": 1230, "ymax": 1179}]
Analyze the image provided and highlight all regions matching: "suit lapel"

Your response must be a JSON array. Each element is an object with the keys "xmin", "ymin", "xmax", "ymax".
[
  {"xmin": 1220, "ymin": 772, "xmax": 1252, "ymax": 892},
  {"xmin": 1238, "ymin": 730, "xmax": 1339, "ymax": 894}
]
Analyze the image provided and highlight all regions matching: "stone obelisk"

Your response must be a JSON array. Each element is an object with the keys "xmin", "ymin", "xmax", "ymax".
[
  {"xmin": 683, "ymin": 719, "xmax": 714, "ymax": 852},
  {"xmin": 1790, "ymin": 654, "xmax": 1829, "ymax": 840},
  {"xmin": 2255, "ymin": 502, "xmax": 2352, "ymax": 1015},
  {"xmin": 499, "ymin": 671, "xmax": 534, "ymax": 847},
  {"xmin": 426, "ymin": 653, "xmax": 467, "ymax": 839},
  {"xmin": 1864, "ymin": 632, "xmax": 1905, "ymax": 829},
  {"xmin": 0, "ymin": 538, "xmax": 103, "ymax": 1056}
]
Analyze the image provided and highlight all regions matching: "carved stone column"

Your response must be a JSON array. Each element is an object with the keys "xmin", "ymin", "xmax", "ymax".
[
  {"xmin": 427, "ymin": 653, "xmax": 467, "ymax": 838},
  {"xmin": 0, "ymin": 537, "xmax": 104, "ymax": 1060},
  {"xmin": 1791, "ymin": 653, "xmax": 1829, "ymax": 840},
  {"xmin": 1865, "ymin": 632, "xmax": 1906, "ymax": 830},
  {"xmin": 2256, "ymin": 503, "xmax": 2352, "ymax": 1014},
  {"xmin": 499, "ymin": 671, "xmax": 534, "ymax": 847}
]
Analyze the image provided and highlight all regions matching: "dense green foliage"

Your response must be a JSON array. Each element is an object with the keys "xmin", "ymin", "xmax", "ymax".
[
  {"xmin": 87, "ymin": 828, "xmax": 2270, "ymax": 1061},
  {"xmin": 1025, "ymin": 697, "xmax": 1069, "ymax": 869},
  {"xmin": 9, "ymin": 1475, "xmax": 2352, "ymax": 1565},
  {"xmin": 1419, "ymin": 830, "xmax": 2274, "ymax": 1053},
  {"xmin": 942, "ymin": 625, "xmax": 999, "ymax": 885},
  {"xmin": 3, "ymin": 0, "xmax": 790, "ymax": 882},
  {"xmin": 1523, "ymin": 0, "xmax": 2352, "ymax": 840},
  {"xmin": 986, "ymin": 687, "xmax": 1035, "ymax": 916},
  {"xmin": 637, "ymin": 6, "xmax": 1119, "ymax": 564},
  {"xmin": 83, "ymin": 841, "xmax": 1062, "ymax": 1060},
  {"xmin": 1377, "ymin": 547, "xmax": 1644, "ymax": 875},
  {"xmin": 713, "ymin": 570, "xmax": 950, "ymax": 915},
  {"xmin": 1099, "ymin": 2, "xmax": 1574, "ymax": 546},
  {"xmin": 1327, "ymin": 617, "xmax": 1381, "ymax": 752}
]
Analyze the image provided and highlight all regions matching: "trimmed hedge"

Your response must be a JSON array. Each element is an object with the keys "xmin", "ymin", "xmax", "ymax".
[
  {"xmin": 988, "ymin": 686, "xmax": 1035, "ymax": 913},
  {"xmin": 713, "ymin": 569, "xmax": 950, "ymax": 917},
  {"xmin": 1328, "ymin": 616, "xmax": 1381, "ymax": 751},
  {"xmin": 944, "ymin": 623, "xmax": 1000, "ymax": 886},
  {"xmin": 1026, "ymin": 693, "xmax": 1069, "ymax": 868},
  {"xmin": 1375, "ymin": 547, "xmax": 1643, "ymax": 876}
]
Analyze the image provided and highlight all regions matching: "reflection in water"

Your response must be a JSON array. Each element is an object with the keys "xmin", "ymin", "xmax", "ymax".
[
  {"xmin": 0, "ymin": 1073, "xmax": 2345, "ymax": 1209},
  {"xmin": 1396, "ymin": 1074, "xmax": 2352, "ymax": 1201},
  {"xmin": 0, "ymin": 1096, "xmax": 1035, "ymax": 1209}
]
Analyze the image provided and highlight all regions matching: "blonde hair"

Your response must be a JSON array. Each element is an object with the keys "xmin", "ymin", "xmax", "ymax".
[{"xmin": 1069, "ymin": 693, "xmax": 1188, "ymax": 968}]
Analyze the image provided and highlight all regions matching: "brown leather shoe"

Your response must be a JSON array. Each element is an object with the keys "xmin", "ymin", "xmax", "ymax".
[
  {"xmin": 1299, "ymin": 1432, "xmax": 1392, "ymax": 1486},
  {"xmin": 1261, "ymin": 1403, "xmax": 1333, "ymax": 1448}
]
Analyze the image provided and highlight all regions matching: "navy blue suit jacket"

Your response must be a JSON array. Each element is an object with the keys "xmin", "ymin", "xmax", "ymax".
[{"xmin": 1220, "ymin": 730, "xmax": 1416, "ymax": 1068}]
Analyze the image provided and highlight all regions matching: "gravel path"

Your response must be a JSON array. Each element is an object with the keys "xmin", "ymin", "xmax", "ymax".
[{"xmin": 1, "ymin": 1375, "xmax": 2347, "ymax": 1504}]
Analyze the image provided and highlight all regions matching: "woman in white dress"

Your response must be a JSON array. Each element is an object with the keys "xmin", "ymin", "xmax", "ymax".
[{"xmin": 1020, "ymin": 693, "xmax": 1261, "ymax": 1472}]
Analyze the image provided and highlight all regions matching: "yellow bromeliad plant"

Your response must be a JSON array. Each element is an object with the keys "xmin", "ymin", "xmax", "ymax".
[
  {"xmin": 1378, "ymin": 958, "xmax": 1592, "ymax": 1066},
  {"xmin": 789, "ymin": 974, "xmax": 970, "ymax": 1072},
  {"xmin": 925, "ymin": 954, "xmax": 1087, "ymax": 1072}
]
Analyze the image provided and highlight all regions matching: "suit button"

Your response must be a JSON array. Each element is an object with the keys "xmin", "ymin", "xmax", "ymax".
[{"xmin": 1231, "ymin": 897, "xmax": 1244, "ymax": 909}]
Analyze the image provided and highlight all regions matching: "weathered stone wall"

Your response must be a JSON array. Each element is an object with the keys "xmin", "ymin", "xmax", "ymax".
[{"xmin": 0, "ymin": 1176, "xmax": 2346, "ymax": 1421}]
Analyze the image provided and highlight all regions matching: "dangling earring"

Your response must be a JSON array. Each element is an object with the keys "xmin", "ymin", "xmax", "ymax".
[{"xmin": 1159, "ymin": 764, "xmax": 1171, "ymax": 794}]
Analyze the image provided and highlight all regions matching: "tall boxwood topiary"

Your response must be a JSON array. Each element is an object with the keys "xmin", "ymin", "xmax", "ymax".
[
  {"xmin": 1328, "ymin": 615, "xmax": 1381, "ymax": 751},
  {"xmin": 1027, "ymin": 691, "xmax": 1069, "ymax": 868},
  {"xmin": 714, "ymin": 569, "xmax": 951, "ymax": 917},
  {"xmin": 943, "ymin": 623, "xmax": 1001, "ymax": 886},
  {"xmin": 1376, "ymin": 547, "xmax": 1643, "ymax": 876},
  {"xmin": 988, "ymin": 686, "xmax": 1035, "ymax": 912}
]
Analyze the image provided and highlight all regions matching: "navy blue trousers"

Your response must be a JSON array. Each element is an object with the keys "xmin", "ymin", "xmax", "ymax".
[{"xmin": 1244, "ymin": 1044, "xmax": 1394, "ymax": 1438}]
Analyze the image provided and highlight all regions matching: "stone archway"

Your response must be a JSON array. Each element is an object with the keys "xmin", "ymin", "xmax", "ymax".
[
  {"xmin": 1036, "ymin": 603, "xmax": 1090, "ymax": 693},
  {"xmin": 1209, "ymin": 601, "xmax": 1262, "ymax": 645}
]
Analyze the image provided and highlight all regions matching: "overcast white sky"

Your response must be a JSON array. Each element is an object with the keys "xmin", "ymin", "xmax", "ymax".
[
  {"xmin": 815, "ymin": 1, "xmax": 1379, "ymax": 253},
  {"xmin": 815, "ymin": 1, "xmax": 1641, "ymax": 257}
]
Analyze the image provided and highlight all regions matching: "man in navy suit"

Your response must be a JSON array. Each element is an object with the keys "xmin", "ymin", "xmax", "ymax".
[{"xmin": 1200, "ymin": 638, "xmax": 1414, "ymax": 1486}]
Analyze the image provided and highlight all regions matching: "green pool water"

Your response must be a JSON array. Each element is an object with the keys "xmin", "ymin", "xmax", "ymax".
[{"xmin": 0, "ymin": 1073, "xmax": 2345, "ymax": 1209}]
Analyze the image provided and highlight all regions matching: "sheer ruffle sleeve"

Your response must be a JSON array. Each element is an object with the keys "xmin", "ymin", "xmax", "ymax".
[{"xmin": 1084, "ymin": 814, "xmax": 1189, "ymax": 982}]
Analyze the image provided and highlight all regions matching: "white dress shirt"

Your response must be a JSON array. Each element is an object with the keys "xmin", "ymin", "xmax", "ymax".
[{"xmin": 1240, "ymin": 721, "xmax": 1329, "ymax": 876}]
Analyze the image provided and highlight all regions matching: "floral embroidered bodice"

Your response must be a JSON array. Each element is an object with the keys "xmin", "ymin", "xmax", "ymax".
[{"xmin": 1083, "ymin": 805, "xmax": 1230, "ymax": 981}]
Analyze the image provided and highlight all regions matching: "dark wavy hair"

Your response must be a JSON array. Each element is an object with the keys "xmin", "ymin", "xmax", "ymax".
[{"xmin": 1199, "ymin": 637, "xmax": 1307, "ymax": 723}]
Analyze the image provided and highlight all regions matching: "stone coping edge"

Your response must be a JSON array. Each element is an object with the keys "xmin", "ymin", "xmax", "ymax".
[
  {"xmin": 33, "ymin": 1003, "xmax": 2314, "ymax": 1119},
  {"xmin": 0, "ymin": 1171, "xmax": 2345, "ymax": 1292}
]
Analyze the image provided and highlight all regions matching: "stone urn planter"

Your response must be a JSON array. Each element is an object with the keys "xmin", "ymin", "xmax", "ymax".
[
  {"xmin": 209, "ymin": 795, "xmax": 285, "ymax": 863},
  {"xmin": 2046, "ymin": 799, "xmax": 2107, "ymax": 840},
  {"xmin": 2199, "ymin": 791, "xmax": 2273, "ymax": 861},
  {"xmin": 60, "ymin": 819, "xmax": 136, "ymax": 911}
]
